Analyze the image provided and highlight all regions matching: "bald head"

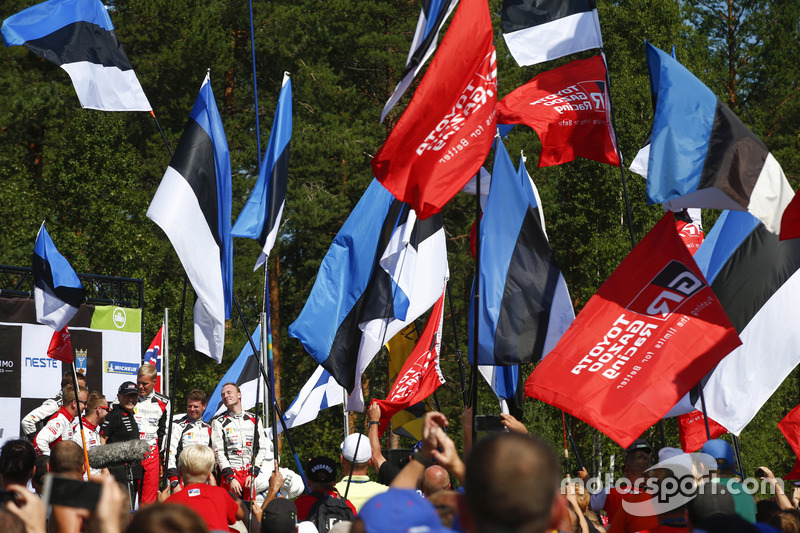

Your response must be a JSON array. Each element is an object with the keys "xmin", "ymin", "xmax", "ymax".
[
  {"xmin": 48, "ymin": 441, "xmax": 85, "ymax": 478},
  {"xmin": 422, "ymin": 465, "xmax": 451, "ymax": 496},
  {"xmin": 464, "ymin": 432, "xmax": 560, "ymax": 533}
]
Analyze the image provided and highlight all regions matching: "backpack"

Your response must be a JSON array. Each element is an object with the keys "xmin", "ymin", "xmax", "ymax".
[{"xmin": 306, "ymin": 491, "xmax": 355, "ymax": 533}]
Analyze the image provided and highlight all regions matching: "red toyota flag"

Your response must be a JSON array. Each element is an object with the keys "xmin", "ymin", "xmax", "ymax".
[
  {"xmin": 525, "ymin": 214, "xmax": 741, "ymax": 448},
  {"xmin": 779, "ymin": 404, "xmax": 800, "ymax": 479},
  {"xmin": 371, "ymin": 0, "xmax": 497, "ymax": 220},
  {"xmin": 47, "ymin": 325, "xmax": 74, "ymax": 363},
  {"xmin": 496, "ymin": 55, "xmax": 619, "ymax": 168},
  {"xmin": 677, "ymin": 410, "xmax": 726, "ymax": 452},
  {"xmin": 143, "ymin": 325, "xmax": 164, "ymax": 393},
  {"xmin": 372, "ymin": 288, "xmax": 446, "ymax": 436}
]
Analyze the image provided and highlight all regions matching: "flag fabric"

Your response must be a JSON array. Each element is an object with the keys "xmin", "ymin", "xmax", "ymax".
[
  {"xmin": 644, "ymin": 42, "xmax": 794, "ymax": 236},
  {"xmin": 147, "ymin": 74, "xmax": 233, "ymax": 363},
  {"xmin": 668, "ymin": 210, "xmax": 800, "ymax": 434},
  {"xmin": 780, "ymin": 405, "xmax": 800, "ymax": 479},
  {"xmin": 232, "ymin": 73, "xmax": 292, "ymax": 270},
  {"xmin": 677, "ymin": 410, "xmax": 726, "ymax": 452},
  {"xmin": 2, "ymin": 0, "xmax": 151, "ymax": 111},
  {"xmin": 479, "ymin": 364, "xmax": 519, "ymax": 406},
  {"xmin": 373, "ymin": 287, "xmax": 446, "ymax": 436},
  {"xmin": 371, "ymin": 0, "xmax": 497, "ymax": 220},
  {"xmin": 278, "ymin": 365, "xmax": 343, "ymax": 434},
  {"xmin": 497, "ymin": 55, "xmax": 619, "ymax": 167},
  {"xmin": 203, "ymin": 325, "xmax": 261, "ymax": 423},
  {"xmin": 288, "ymin": 180, "xmax": 449, "ymax": 412},
  {"xmin": 47, "ymin": 325, "xmax": 74, "ymax": 363},
  {"xmin": 675, "ymin": 209, "xmax": 704, "ymax": 254},
  {"xmin": 525, "ymin": 213, "xmax": 742, "ymax": 448},
  {"xmin": 501, "ymin": 0, "xmax": 603, "ymax": 67},
  {"xmin": 33, "ymin": 222, "xmax": 86, "ymax": 331},
  {"xmin": 380, "ymin": 0, "xmax": 459, "ymax": 123},
  {"xmin": 143, "ymin": 326, "xmax": 164, "ymax": 393},
  {"xmin": 470, "ymin": 135, "xmax": 573, "ymax": 366}
]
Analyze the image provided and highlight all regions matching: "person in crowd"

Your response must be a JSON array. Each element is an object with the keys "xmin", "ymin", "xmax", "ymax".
[
  {"xmin": 350, "ymin": 489, "xmax": 451, "ymax": 533},
  {"xmin": 48, "ymin": 441, "xmax": 87, "ymax": 533},
  {"xmin": 126, "ymin": 504, "xmax": 209, "ymax": 533},
  {"xmin": 135, "ymin": 363, "xmax": 170, "ymax": 505},
  {"xmin": 162, "ymin": 444, "xmax": 245, "ymax": 532},
  {"xmin": 261, "ymin": 498, "xmax": 298, "ymax": 533},
  {"xmin": 335, "ymin": 433, "xmax": 388, "ymax": 512},
  {"xmin": 101, "ymin": 381, "xmax": 142, "ymax": 498},
  {"xmin": 211, "ymin": 383, "xmax": 303, "ymax": 502},
  {"xmin": 166, "ymin": 389, "xmax": 212, "ymax": 490},
  {"xmin": 589, "ymin": 438, "xmax": 652, "ymax": 522},
  {"xmin": 428, "ymin": 490, "xmax": 459, "ymax": 529},
  {"xmin": 421, "ymin": 465, "xmax": 451, "ymax": 497},
  {"xmin": 34, "ymin": 385, "xmax": 88, "ymax": 456},
  {"xmin": 0, "ymin": 439, "xmax": 36, "ymax": 489},
  {"xmin": 686, "ymin": 484, "xmax": 739, "ymax": 530},
  {"xmin": 71, "ymin": 391, "xmax": 109, "ymax": 480},
  {"xmin": 460, "ymin": 429, "xmax": 562, "ymax": 533},
  {"xmin": 366, "ymin": 403, "xmax": 404, "ymax": 486},
  {"xmin": 767, "ymin": 509, "xmax": 800, "ymax": 532},
  {"xmin": 701, "ymin": 439, "xmax": 757, "ymax": 523},
  {"xmin": 293, "ymin": 455, "xmax": 355, "ymax": 522},
  {"xmin": 21, "ymin": 371, "xmax": 86, "ymax": 439}
]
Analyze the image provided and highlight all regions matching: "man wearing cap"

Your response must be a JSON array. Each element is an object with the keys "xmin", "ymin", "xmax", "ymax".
[
  {"xmin": 335, "ymin": 433, "xmax": 388, "ymax": 512},
  {"xmin": 590, "ymin": 438, "xmax": 653, "ymax": 522},
  {"xmin": 101, "ymin": 381, "xmax": 143, "ymax": 489},
  {"xmin": 294, "ymin": 456, "xmax": 356, "ymax": 521},
  {"xmin": 700, "ymin": 439, "xmax": 756, "ymax": 523},
  {"xmin": 352, "ymin": 489, "xmax": 451, "ymax": 533}
]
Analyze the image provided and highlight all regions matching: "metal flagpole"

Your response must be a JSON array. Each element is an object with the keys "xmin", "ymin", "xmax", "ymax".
[
  {"xmin": 70, "ymin": 362, "xmax": 90, "ymax": 479},
  {"xmin": 162, "ymin": 277, "xmax": 188, "ymax": 490},
  {"xmin": 163, "ymin": 308, "xmax": 169, "ymax": 397}
]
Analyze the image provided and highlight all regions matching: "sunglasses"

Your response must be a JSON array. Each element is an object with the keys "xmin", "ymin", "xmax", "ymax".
[{"xmin": 97, "ymin": 405, "xmax": 110, "ymax": 412}]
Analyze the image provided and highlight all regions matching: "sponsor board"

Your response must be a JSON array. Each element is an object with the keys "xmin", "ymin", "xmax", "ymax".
[{"xmin": 105, "ymin": 360, "xmax": 139, "ymax": 375}]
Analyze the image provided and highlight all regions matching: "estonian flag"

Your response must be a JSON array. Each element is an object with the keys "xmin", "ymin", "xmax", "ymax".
[
  {"xmin": 232, "ymin": 73, "xmax": 292, "ymax": 270},
  {"xmin": 203, "ymin": 325, "xmax": 261, "ymax": 423},
  {"xmin": 501, "ymin": 0, "xmax": 603, "ymax": 67},
  {"xmin": 33, "ymin": 222, "xmax": 86, "ymax": 331},
  {"xmin": 2, "ymin": 0, "xmax": 151, "ymax": 112},
  {"xmin": 644, "ymin": 42, "xmax": 794, "ymax": 236},
  {"xmin": 379, "ymin": 0, "xmax": 458, "ymax": 123},
  {"xmin": 671, "ymin": 210, "xmax": 800, "ymax": 435},
  {"xmin": 147, "ymin": 74, "xmax": 233, "ymax": 363},
  {"xmin": 278, "ymin": 365, "xmax": 343, "ymax": 434},
  {"xmin": 469, "ymin": 135, "xmax": 573, "ymax": 366},
  {"xmin": 289, "ymin": 179, "xmax": 448, "ymax": 412}
]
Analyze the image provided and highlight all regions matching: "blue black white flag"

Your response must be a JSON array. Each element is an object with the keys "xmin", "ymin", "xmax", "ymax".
[
  {"xmin": 278, "ymin": 365, "xmax": 343, "ymax": 433},
  {"xmin": 666, "ymin": 210, "xmax": 800, "ymax": 434},
  {"xmin": 147, "ymin": 74, "xmax": 232, "ymax": 363},
  {"xmin": 203, "ymin": 325, "xmax": 261, "ymax": 422},
  {"xmin": 501, "ymin": 0, "xmax": 603, "ymax": 67},
  {"xmin": 379, "ymin": 0, "xmax": 458, "ymax": 123},
  {"xmin": 232, "ymin": 73, "xmax": 292, "ymax": 270},
  {"xmin": 32, "ymin": 222, "xmax": 85, "ymax": 331},
  {"xmin": 469, "ymin": 136, "xmax": 573, "ymax": 366},
  {"xmin": 2, "ymin": 0, "xmax": 151, "ymax": 111},
  {"xmin": 645, "ymin": 42, "xmax": 794, "ymax": 236},
  {"xmin": 289, "ymin": 179, "xmax": 448, "ymax": 411}
]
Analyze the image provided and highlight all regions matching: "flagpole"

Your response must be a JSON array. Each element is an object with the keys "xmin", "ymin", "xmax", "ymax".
[
  {"xmin": 247, "ymin": 0, "xmax": 263, "ymax": 172},
  {"xmin": 445, "ymin": 283, "xmax": 468, "ymax": 407},
  {"xmin": 698, "ymin": 384, "xmax": 713, "ymax": 440},
  {"xmin": 162, "ymin": 276, "xmax": 188, "ymax": 490},
  {"xmin": 70, "ymin": 362, "xmax": 90, "ymax": 479},
  {"xmin": 150, "ymin": 111, "xmax": 174, "ymax": 158},
  {"xmin": 232, "ymin": 297, "xmax": 309, "ymax": 494},
  {"xmin": 163, "ymin": 308, "xmax": 169, "ymax": 397},
  {"xmin": 731, "ymin": 434, "xmax": 745, "ymax": 479},
  {"xmin": 469, "ymin": 146, "xmax": 486, "ymax": 443}
]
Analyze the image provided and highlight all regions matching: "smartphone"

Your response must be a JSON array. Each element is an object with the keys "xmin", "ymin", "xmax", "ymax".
[
  {"xmin": 0, "ymin": 489, "xmax": 18, "ymax": 505},
  {"xmin": 755, "ymin": 468, "xmax": 766, "ymax": 478},
  {"xmin": 474, "ymin": 415, "xmax": 506, "ymax": 432},
  {"xmin": 42, "ymin": 474, "xmax": 102, "ymax": 510}
]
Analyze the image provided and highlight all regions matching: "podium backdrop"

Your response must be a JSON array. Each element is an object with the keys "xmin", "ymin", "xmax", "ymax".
[{"xmin": 0, "ymin": 297, "xmax": 141, "ymax": 444}]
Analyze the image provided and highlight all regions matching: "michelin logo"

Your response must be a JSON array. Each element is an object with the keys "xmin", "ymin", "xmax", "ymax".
[{"xmin": 105, "ymin": 361, "xmax": 138, "ymax": 375}]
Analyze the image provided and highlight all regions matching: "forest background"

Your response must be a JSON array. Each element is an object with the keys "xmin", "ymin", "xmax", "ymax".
[{"xmin": 2, "ymin": 0, "xmax": 799, "ymax": 486}]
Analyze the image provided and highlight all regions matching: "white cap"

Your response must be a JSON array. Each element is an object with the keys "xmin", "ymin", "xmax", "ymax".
[{"xmin": 341, "ymin": 433, "xmax": 370, "ymax": 463}]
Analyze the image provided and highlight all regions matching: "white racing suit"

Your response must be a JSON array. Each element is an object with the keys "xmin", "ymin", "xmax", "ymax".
[
  {"xmin": 166, "ymin": 416, "xmax": 212, "ymax": 484},
  {"xmin": 211, "ymin": 410, "xmax": 304, "ymax": 500},
  {"xmin": 21, "ymin": 392, "xmax": 62, "ymax": 437},
  {"xmin": 134, "ymin": 391, "xmax": 170, "ymax": 504},
  {"xmin": 71, "ymin": 418, "xmax": 103, "ymax": 480}
]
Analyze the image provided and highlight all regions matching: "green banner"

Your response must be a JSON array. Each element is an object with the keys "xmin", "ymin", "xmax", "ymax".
[{"xmin": 90, "ymin": 306, "xmax": 142, "ymax": 333}]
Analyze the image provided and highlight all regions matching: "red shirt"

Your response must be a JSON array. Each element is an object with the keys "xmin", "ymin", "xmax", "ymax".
[
  {"xmin": 294, "ymin": 490, "xmax": 356, "ymax": 521},
  {"xmin": 166, "ymin": 484, "xmax": 239, "ymax": 530}
]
